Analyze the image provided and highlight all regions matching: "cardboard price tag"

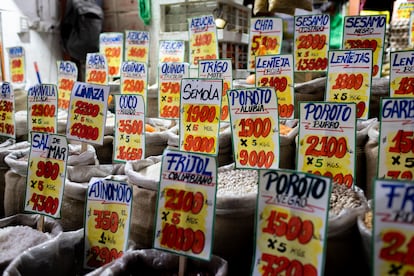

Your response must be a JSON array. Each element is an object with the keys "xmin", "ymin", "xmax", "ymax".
[
  {"xmin": 57, "ymin": 61, "xmax": 78, "ymax": 110},
  {"xmin": 158, "ymin": 62, "xmax": 189, "ymax": 119},
  {"xmin": 66, "ymin": 81, "xmax": 110, "ymax": 145},
  {"xmin": 159, "ymin": 40, "xmax": 185, "ymax": 63},
  {"xmin": 120, "ymin": 61, "xmax": 148, "ymax": 114},
  {"xmin": 390, "ymin": 51, "xmax": 414, "ymax": 98},
  {"xmin": 179, "ymin": 78, "xmax": 222, "ymax": 156},
  {"xmin": 27, "ymin": 84, "xmax": 58, "ymax": 134},
  {"xmin": 84, "ymin": 178, "xmax": 133, "ymax": 269},
  {"xmin": 113, "ymin": 94, "xmax": 145, "ymax": 162},
  {"xmin": 85, "ymin": 53, "xmax": 108, "ymax": 85},
  {"xmin": 0, "ymin": 82, "xmax": 15, "ymax": 139},
  {"xmin": 378, "ymin": 98, "xmax": 414, "ymax": 181},
  {"xmin": 228, "ymin": 87, "xmax": 280, "ymax": 169},
  {"xmin": 99, "ymin": 32, "xmax": 123, "ymax": 78},
  {"xmin": 255, "ymin": 54, "xmax": 295, "ymax": 119},
  {"xmin": 125, "ymin": 30, "xmax": 150, "ymax": 64},
  {"xmin": 373, "ymin": 179, "xmax": 414, "ymax": 275},
  {"xmin": 7, "ymin": 46, "xmax": 25, "ymax": 84},
  {"xmin": 25, "ymin": 132, "xmax": 68, "ymax": 218},
  {"xmin": 252, "ymin": 170, "xmax": 331, "ymax": 276},
  {"xmin": 198, "ymin": 59, "xmax": 232, "ymax": 121},
  {"xmin": 296, "ymin": 102, "xmax": 357, "ymax": 188},
  {"xmin": 153, "ymin": 149, "xmax": 217, "ymax": 261},
  {"xmin": 294, "ymin": 14, "xmax": 330, "ymax": 72}
]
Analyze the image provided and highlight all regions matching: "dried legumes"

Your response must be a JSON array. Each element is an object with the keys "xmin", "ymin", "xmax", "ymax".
[
  {"xmin": 217, "ymin": 169, "xmax": 258, "ymax": 196},
  {"xmin": 329, "ymin": 183, "xmax": 364, "ymax": 216}
]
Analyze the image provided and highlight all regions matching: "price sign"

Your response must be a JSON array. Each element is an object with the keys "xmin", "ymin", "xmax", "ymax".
[
  {"xmin": 7, "ymin": 46, "xmax": 25, "ymax": 84},
  {"xmin": 84, "ymin": 177, "xmax": 132, "ymax": 269},
  {"xmin": 179, "ymin": 78, "xmax": 222, "ymax": 156},
  {"xmin": 113, "ymin": 94, "xmax": 145, "ymax": 163},
  {"xmin": 99, "ymin": 32, "xmax": 123, "ymax": 78},
  {"xmin": 390, "ymin": 51, "xmax": 414, "ymax": 98},
  {"xmin": 294, "ymin": 14, "xmax": 330, "ymax": 72},
  {"xmin": 120, "ymin": 61, "xmax": 148, "ymax": 110},
  {"xmin": 153, "ymin": 148, "xmax": 217, "ymax": 260},
  {"xmin": 326, "ymin": 49, "xmax": 372, "ymax": 119},
  {"xmin": 252, "ymin": 170, "xmax": 331, "ymax": 276},
  {"xmin": 27, "ymin": 84, "xmax": 58, "ymax": 134},
  {"xmin": 66, "ymin": 81, "xmax": 110, "ymax": 145},
  {"xmin": 158, "ymin": 62, "xmax": 189, "ymax": 119},
  {"xmin": 228, "ymin": 87, "xmax": 280, "ymax": 170},
  {"xmin": 393, "ymin": 0, "xmax": 414, "ymax": 20},
  {"xmin": 198, "ymin": 59, "xmax": 232, "ymax": 121},
  {"xmin": 378, "ymin": 98, "xmax": 414, "ymax": 181},
  {"xmin": 372, "ymin": 179, "xmax": 414, "ymax": 276},
  {"xmin": 159, "ymin": 40, "xmax": 185, "ymax": 63},
  {"xmin": 124, "ymin": 30, "xmax": 150, "ymax": 64},
  {"xmin": 248, "ymin": 17, "xmax": 283, "ymax": 71},
  {"xmin": 57, "ymin": 60, "xmax": 78, "ymax": 110},
  {"xmin": 0, "ymin": 82, "xmax": 15, "ymax": 139},
  {"xmin": 342, "ymin": 15, "xmax": 386, "ymax": 78},
  {"xmin": 297, "ymin": 102, "xmax": 357, "ymax": 188},
  {"xmin": 188, "ymin": 15, "xmax": 219, "ymax": 66},
  {"xmin": 85, "ymin": 53, "xmax": 108, "ymax": 85},
  {"xmin": 25, "ymin": 132, "xmax": 68, "ymax": 218},
  {"xmin": 255, "ymin": 54, "xmax": 295, "ymax": 119},
  {"xmin": 410, "ymin": 12, "xmax": 414, "ymax": 47}
]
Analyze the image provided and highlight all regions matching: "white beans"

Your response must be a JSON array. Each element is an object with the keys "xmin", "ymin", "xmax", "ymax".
[
  {"xmin": 217, "ymin": 169, "xmax": 258, "ymax": 196},
  {"xmin": 329, "ymin": 184, "xmax": 363, "ymax": 216}
]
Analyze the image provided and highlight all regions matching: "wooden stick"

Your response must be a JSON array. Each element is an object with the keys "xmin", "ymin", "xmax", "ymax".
[
  {"xmin": 37, "ymin": 215, "xmax": 44, "ymax": 232},
  {"xmin": 81, "ymin": 142, "xmax": 88, "ymax": 153},
  {"xmin": 178, "ymin": 256, "xmax": 187, "ymax": 276}
]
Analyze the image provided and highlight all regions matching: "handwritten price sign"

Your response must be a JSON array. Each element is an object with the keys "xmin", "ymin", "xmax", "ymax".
[
  {"xmin": 390, "ymin": 51, "xmax": 414, "ymax": 98},
  {"xmin": 57, "ymin": 60, "xmax": 77, "ymax": 110},
  {"xmin": 0, "ymin": 82, "xmax": 15, "ymax": 139},
  {"xmin": 120, "ymin": 61, "xmax": 148, "ymax": 112},
  {"xmin": 158, "ymin": 62, "xmax": 189, "ymax": 119},
  {"xmin": 85, "ymin": 53, "xmax": 108, "ymax": 85},
  {"xmin": 228, "ymin": 87, "xmax": 280, "ymax": 170},
  {"xmin": 294, "ymin": 14, "xmax": 330, "ymax": 72},
  {"xmin": 153, "ymin": 149, "xmax": 217, "ymax": 260},
  {"xmin": 342, "ymin": 15, "xmax": 386, "ymax": 78},
  {"xmin": 297, "ymin": 102, "xmax": 357, "ymax": 188},
  {"xmin": 125, "ymin": 30, "xmax": 150, "ymax": 64},
  {"xmin": 188, "ymin": 15, "xmax": 218, "ymax": 66},
  {"xmin": 248, "ymin": 17, "xmax": 283, "ymax": 71},
  {"xmin": 84, "ymin": 178, "xmax": 132, "ymax": 269},
  {"xmin": 99, "ymin": 32, "xmax": 123, "ymax": 78},
  {"xmin": 326, "ymin": 49, "xmax": 372, "ymax": 119},
  {"xmin": 179, "ymin": 78, "xmax": 222, "ymax": 156},
  {"xmin": 159, "ymin": 40, "xmax": 185, "ymax": 63},
  {"xmin": 198, "ymin": 59, "xmax": 232, "ymax": 121},
  {"xmin": 378, "ymin": 98, "xmax": 414, "ymax": 181},
  {"xmin": 25, "ymin": 132, "xmax": 68, "ymax": 218},
  {"xmin": 27, "ymin": 84, "xmax": 58, "ymax": 134},
  {"xmin": 7, "ymin": 46, "xmax": 25, "ymax": 84},
  {"xmin": 66, "ymin": 81, "xmax": 110, "ymax": 145},
  {"xmin": 252, "ymin": 170, "xmax": 331, "ymax": 276},
  {"xmin": 255, "ymin": 54, "xmax": 295, "ymax": 119},
  {"xmin": 373, "ymin": 179, "xmax": 414, "ymax": 275},
  {"xmin": 113, "ymin": 94, "xmax": 145, "ymax": 162}
]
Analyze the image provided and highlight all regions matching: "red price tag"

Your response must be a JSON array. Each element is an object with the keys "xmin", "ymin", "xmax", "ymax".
[
  {"xmin": 238, "ymin": 117, "xmax": 272, "ymax": 138},
  {"xmin": 70, "ymin": 123, "xmax": 99, "ymax": 140},
  {"xmin": 297, "ymin": 34, "xmax": 327, "ymax": 50},
  {"xmin": 165, "ymin": 188, "xmax": 204, "ymax": 214},
  {"xmin": 128, "ymin": 48, "xmax": 146, "ymax": 58},
  {"xmin": 0, "ymin": 122, "xmax": 14, "ymax": 135},
  {"xmin": 260, "ymin": 252, "xmax": 317, "ymax": 276},
  {"xmin": 86, "ymin": 70, "xmax": 107, "ymax": 84},
  {"xmin": 93, "ymin": 210, "xmax": 121, "ymax": 233},
  {"xmin": 116, "ymin": 146, "xmax": 143, "ymax": 161},
  {"xmin": 123, "ymin": 79, "xmax": 145, "ymax": 93},
  {"xmin": 161, "ymin": 82, "xmax": 180, "ymax": 94},
  {"xmin": 239, "ymin": 149, "xmax": 275, "ymax": 168},
  {"xmin": 183, "ymin": 134, "xmax": 215, "ymax": 153},
  {"xmin": 251, "ymin": 35, "xmax": 279, "ymax": 52},
  {"xmin": 186, "ymin": 104, "xmax": 216, "ymax": 123},
  {"xmin": 192, "ymin": 33, "xmax": 213, "ymax": 47},
  {"xmin": 86, "ymin": 245, "xmax": 123, "ymax": 268},
  {"xmin": 297, "ymin": 57, "xmax": 328, "ymax": 71},
  {"xmin": 31, "ymin": 104, "xmax": 56, "ymax": 117},
  {"xmin": 118, "ymin": 119, "xmax": 144, "ymax": 135},
  {"xmin": 0, "ymin": 100, "xmax": 13, "ymax": 112},
  {"xmin": 395, "ymin": 77, "xmax": 414, "ymax": 96}
]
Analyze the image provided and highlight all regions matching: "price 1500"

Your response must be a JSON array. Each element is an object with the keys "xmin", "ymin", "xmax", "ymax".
[
  {"xmin": 165, "ymin": 188, "xmax": 204, "ymax": 215},
  {"xmin": 86, "ymin": 245, "xmax": 123, "ymax": 268},
  {"xmin": 389, "ymin": 130, "xmax": 414, "ymax": 154},
  {"xmin": 395, "ymin": 77, "xmax": 414, "ymax": 95}
]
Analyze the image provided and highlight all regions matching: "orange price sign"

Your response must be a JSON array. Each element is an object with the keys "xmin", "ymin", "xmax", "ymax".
[
  {"xmin": 248, "ymin": 17, "xmax": 283, "ymax": 71},
  {"xmin": 326, "ymin": 49, "xmax": 372, "ymax": 120},
  {"xmin": 188, "ymin": 15, "xmax": 218, "ymax": 66},
  {"xmin": 228, "ymin": 87, "xmax": 280, "ymax": 170},
  {"xmin": 25, "ymin": 132, "xmax": 68, "ymax": 218},
  {"xmin": 85, "ymin": 53, "xmax": 108, "ymax": 85},
  {"xmin": 297, "ymin": 102, "xmax": 357, "ymax": 188},
  {"xmin": 378, "ymin": 98, "xmax": 414, "ymax": 181},
  {"xmin": 255, "ymin": 54, "xmax": 295, "ymax": 119},
  {"xmin": 158, "ymin": 62, "xmax": 189, "ymax": 119},
  {"xmin": 159, "ymin": 40, "xmax": 185, "ymax": 63},
  {"xmin": 342, "ymin": 15, "xmax": 386, "ymax": 78},
  {"xmin": 154, "ymin": 149, "xmax": 217, "ymax": 260},
  {"xmin": 84, "ymin": 178, "xmax": 132, "ymax": 270},
  {"xmin": 0, "ymin": 82, "xmax": 15, "ymax": 139},
  {"xmin": 120, "ymin": 61, "xmax": 148, "ymax": 114},
  {"xmin": 125, "ymin": 30, "xmax": 150, "ymax": 64},
  {"xmin": 7, "ymin": 46, "xmax": 25, "ymax": 84},
  {"xmin": 27, "ymin": 84, "xmax": 58, "ymax": 134},
  {"xmin": 113, "ymin": 94, "xmax": 145, "ymax": 163},
  {"xmin": 252, "ymin": 170, "xmax": 331, "ymax": 276},
  {"xmin": 294, "ymin": 14, "xmax": 330, "ymax": 72},
  {"xmin": 179, "ymin": 78, "xmax": 222, "ymax": 156},
  {"xmin": 57, "ymin": 60, "xmax": 78, "ymax": 110},
  {"xmin": 99, "ymin": 32, "xmax": 123, "ymax": 78},
  {"xmin": 390, "ymin": 51, "xmax": 414, "ymax": 98}
]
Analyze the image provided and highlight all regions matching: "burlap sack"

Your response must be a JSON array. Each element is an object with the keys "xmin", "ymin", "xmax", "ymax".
[
  {"xmin": 279, "ymin": 119, "xmax": 299, "ymax": 169},
  {"xmin": 357, "ymin": 200, "xmax": 372, "ymax": 269},
  {"xmin": 3, "ymin": 144, "xmax": 99, "ymax": 217},
  {"xmin": 86, "ymin": 249, "xmax": 228, "ymax": 276},
  {"xmin": 0, "ymin": 140, "xmax": 30, "ymax": 218},
  {"xmin": 365, "ymin": 121, "xmax": 379, "ymax": 199}
]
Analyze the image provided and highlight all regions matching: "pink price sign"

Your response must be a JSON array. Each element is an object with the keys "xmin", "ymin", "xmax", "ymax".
[{"xmin": 0, "ymin": 82, "xmax": 15, "ymax": 138}]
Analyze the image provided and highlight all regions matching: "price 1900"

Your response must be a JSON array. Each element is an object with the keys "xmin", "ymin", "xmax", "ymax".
[
  {"xmin": 186, "ymin": 105, "xmax": 216, "ymax": 123},
  {"xmin": 238, "ymin": 117, "xmax": 272, "ymax": 138}
]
